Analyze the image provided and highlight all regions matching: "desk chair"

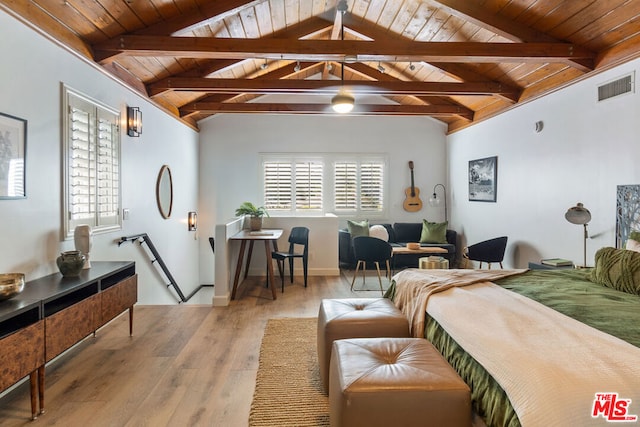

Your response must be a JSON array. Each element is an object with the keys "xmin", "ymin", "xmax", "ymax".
[
  {"xmin": 272, "ymin": 227, "xmax": 309, "ymax": 292},
  {"xmin": 351, "ymin": 236, "xmax": 393, "ymax": 296},
  {"xmin": 463, "ymin": 236, "xmax": 508, "ymax": 269}
]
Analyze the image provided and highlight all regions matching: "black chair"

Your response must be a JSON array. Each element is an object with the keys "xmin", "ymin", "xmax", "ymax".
[
  {"xmin": 350, "ymin": 236, "xmax": 393, "ymax": 295},
  {"xmin": 271, "ymin": 227, "xmax": 309, "ymax": 292},
  {"xmin": 463, "ymin": 236, "xmax": 508, "ymax": 269}
]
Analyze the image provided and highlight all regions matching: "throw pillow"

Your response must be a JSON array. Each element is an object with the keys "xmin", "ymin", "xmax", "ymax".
[
  {"xmin": 627, "ymin": 238, "xmax": 640, "ymax": 253},
  {"xmin": 420, "ymin": 220, "xmax": 448, "ymax": 244},
  {"xmin": 347, "ymin": 219, "xmax": 369, "ymax": 239},
  {"xmin": 589, "ymin": 246, "xmax": 640, "ymax": 295},
  {"xmin": 369, "ymin": 225, "xmax": 389, "ymax": 241}
]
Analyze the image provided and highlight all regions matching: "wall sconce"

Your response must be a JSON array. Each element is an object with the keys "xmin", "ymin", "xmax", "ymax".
[
  {"xmin": 127, "ymin": 106, "xmax": 142, "ymax": 137},
  {"xmin": 428, "ymin": 183, "xmax": 448, "ymax": 222},
  {"xmin": 188, "ymin": 211, "xmax": 198, "ymax": 231}
]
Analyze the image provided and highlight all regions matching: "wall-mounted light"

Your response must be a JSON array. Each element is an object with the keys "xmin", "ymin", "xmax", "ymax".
[
  {"xmin": 188, "ymin": 211, "xmax": 198, "ymax": 231},
  {"xmin": 127, "ymin": 106, "xmax": 142, "ymax": 137}
]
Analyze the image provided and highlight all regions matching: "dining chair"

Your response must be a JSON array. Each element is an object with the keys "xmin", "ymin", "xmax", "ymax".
[
  {"xmin": 271, "ymin": 227, "xmax": 309, "ymax": 292},
  {"xmin": 350, "ymin": 236, "xmax": 393, "ymax": 296}
]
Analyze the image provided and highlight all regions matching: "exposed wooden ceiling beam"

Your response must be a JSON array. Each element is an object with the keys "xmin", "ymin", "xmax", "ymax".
[
  {"xmin": 341, "ymin": 17, "xmax": 521, "ymax": 104},
  {"xmin": 344, "ymin": 62, "xmax": 476, "ymax": 118},
  {"xmin": 93, "ymin": 37, "xmax": 596, "ymax": 66},
  {"xmin": 429, "ymin": 0, "xmax": 592, "ymax": 71},
  {"xmin": 96, "ymin": 0, "xmax": 265, "ymax": 63},
  {"xmin": 179, "ymin": 102, "xmax": 473, "ymax": 117},
  {"xmin": 149, "ymin": 77, "xmax": 517, "ymax": 97}
]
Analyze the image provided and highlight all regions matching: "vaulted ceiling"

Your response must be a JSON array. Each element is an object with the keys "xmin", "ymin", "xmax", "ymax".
[{"xmin": 3, "ymin": 0, "xmax": 640, "ymax": 133}]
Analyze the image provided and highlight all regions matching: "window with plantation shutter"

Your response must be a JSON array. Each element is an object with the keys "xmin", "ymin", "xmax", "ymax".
[
  {"xmin": 262, "ymin": 154, "xmax": 387, "ymax": 217},
  {"xmin": 264, "ymin": 161, "xmax": 292, "ymax": 210},
  {"xmin": 63, "ymin": 86, "xmax": 121, "ymax": 238},
  {"xmin": 334, "ymin": 159, "xmax": 385, "ymax": 214},
  {"xmin": 295, "ymin": 161, "xmax": 323, "ymax": 210}
]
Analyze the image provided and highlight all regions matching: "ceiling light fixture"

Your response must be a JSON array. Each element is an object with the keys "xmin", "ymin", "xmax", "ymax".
[
  {"xmin": 377, "ymin": 62, "xmax": 385, "ymax": 73},
  {"xmin": 331, "ymin": 3, "xmax": 354, "ymax": 114},
  {"xmin": 332, "ymin": 92, "xmax": 355, "ymax": 114},
  {"xmin": 260, "ymin": 60, "xmax": 268, "ymax": 70},
  {"xmin": 409, "ymin": 62, "xmax": 416, "ymax": 71},
  {"xmin": 294, "ymin": 61, "xmax": 301, "ymax": 72}
]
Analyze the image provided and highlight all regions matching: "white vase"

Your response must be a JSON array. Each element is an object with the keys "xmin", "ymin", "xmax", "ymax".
[{"xmin": 74, "ymin": 225, "xmax": 93, "ymax": 269}]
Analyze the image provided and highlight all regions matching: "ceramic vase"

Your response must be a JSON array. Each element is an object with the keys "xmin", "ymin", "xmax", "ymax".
[
  {"xmin": 74, "ymin": 224, "xmax": 92, "ymax": 269},
  {"xmin": 56, "ymin": 250, "xmax": 86, "ymax": 277}
]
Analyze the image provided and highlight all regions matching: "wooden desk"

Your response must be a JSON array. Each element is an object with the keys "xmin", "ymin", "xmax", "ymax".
[{"xmin": 230, "ymin": 229, "xmax": 283, "ymax": 300}]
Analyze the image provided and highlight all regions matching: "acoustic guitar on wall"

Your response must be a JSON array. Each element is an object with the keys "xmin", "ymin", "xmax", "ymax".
[{"xmin": 403, "ymin": 161, "xmax": 423, "ymax": 212}]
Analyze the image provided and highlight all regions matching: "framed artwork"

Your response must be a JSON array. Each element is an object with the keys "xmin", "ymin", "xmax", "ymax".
[
  {"xmin": 615, "ymin": 184, "xmax": 640, "ymax": 248},
  {"xmin": 0, "ymin": 112, "xmax": 27, "ymax": 199},
  {"xmin": 469, "ymin": 156, "xmax": 497, "ymax": 202}
]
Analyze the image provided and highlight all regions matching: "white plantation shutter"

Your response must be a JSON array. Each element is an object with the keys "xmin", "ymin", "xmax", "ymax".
[
  {"xmin": 359, "ymin": 162, "xmax": 384, "ymax": 212},
  {"xmin": 64, "ymin": 87, "xmax": 121, "ymax": 237},
  {"xmin": 295, "ymin": 161, "xmax": 323, "ymax": 210},
  {"xmin": 334, "ymin": 162, "xmax": 357, "ymax": 210},
  {"xmin": 262, "ymin": 154, "xmax": 386, "ymax": 217},
  {"xmin": 264, "ymin": 161, "xmax": 292, "ymax": 210}
]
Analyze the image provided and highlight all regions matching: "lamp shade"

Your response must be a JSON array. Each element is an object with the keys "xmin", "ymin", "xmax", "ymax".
[
  {"xmin": 565, "ymin": 202, "xmax": 591, "ymax": 225},
  {"xmin": 331, "ymin": 93, "xmax": 354, "ymax": 113}
]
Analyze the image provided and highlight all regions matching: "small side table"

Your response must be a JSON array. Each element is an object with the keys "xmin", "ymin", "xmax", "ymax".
[
  {"xmin": 420, "ymin": 256, "xmax": 449, "ymax": 269},
  {"xmin": 528, "ymin": 262, "xmax": 574, "ymax": 270}
]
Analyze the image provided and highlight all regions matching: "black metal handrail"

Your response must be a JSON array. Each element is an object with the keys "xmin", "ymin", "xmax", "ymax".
[{"xmin": 118, "ymin": 233, "xmax": 213, "ymax": 303}]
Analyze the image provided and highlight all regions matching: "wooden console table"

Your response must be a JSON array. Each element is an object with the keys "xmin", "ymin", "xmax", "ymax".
[{"xmin": 0, "ymin": 261, "xmax": 136, "ymax": 419}]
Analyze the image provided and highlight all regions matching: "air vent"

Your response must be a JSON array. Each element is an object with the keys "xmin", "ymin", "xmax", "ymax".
[{"xmin": 598, "ymin": 73, "xmax": 634, "ymax": 101}]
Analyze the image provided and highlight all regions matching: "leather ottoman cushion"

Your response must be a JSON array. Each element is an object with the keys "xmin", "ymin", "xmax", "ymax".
[
  {"xmin": 329, "ymin": 337, "xmax": 471, "ymax": 427},
  {"xmin": 317, "ymin": 298, "xmax": 409, "ymax": 393}
]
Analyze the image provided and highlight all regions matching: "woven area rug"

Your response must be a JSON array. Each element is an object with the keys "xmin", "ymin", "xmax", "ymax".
[{"xmin": 249, "ymin": 317, "xmax": 329, "ymax": 426}]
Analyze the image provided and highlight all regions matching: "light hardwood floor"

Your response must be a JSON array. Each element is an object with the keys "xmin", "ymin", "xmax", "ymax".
[{"xmin": 0, "ymin": 272, "xmax": 383, "ymax": 426}]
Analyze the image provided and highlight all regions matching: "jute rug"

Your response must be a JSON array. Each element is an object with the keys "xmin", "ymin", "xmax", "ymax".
[{"xmin": 249, "ymin": 317, "xmax": 329, "ymax": 426}]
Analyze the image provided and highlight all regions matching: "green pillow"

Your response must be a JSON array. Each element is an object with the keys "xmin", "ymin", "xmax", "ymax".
[
  {"xmin": 420, "ymin": 220, "xmax": 448, "ymax": 244},
  {"xmin": 589, "ymin": 247, "xmax": 640, "ymax": 295},
  {"xmin": 347, "ymin": 220, "xmax": 369, "ymax": 239}
]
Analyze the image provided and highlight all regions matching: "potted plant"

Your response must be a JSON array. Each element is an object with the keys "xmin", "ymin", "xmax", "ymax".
[{"xmin": 235, "ymin": 202, "xmax": 269, "ymax": 231}]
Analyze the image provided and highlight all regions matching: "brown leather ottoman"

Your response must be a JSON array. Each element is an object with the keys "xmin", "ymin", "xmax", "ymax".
[
  {"xmin": 317, "ymin": 298, "xmax": 410, "ymax": 393},
  {"xmin": 329, "ymin": 338, "xmax": 471, "ymax": 427}
]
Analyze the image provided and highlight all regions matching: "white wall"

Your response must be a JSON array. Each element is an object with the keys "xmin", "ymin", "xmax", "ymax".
[
  {"xmin": 198, "ymin": 114, "xmax": 449, "ymax": 285},
  {"xmin": 0, "ymin": 10, "xmax": 203, "ymax": 304},
  {"xmin": 447, "ymin": 59, "xmax": 640, "ymax": 268}
]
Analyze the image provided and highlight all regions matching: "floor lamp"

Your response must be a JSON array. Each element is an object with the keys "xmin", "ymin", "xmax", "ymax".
[
  {"xmin": 565, "ymin": 202, "xmax": 591, "ymax": 268},
  {"xmin": 429, "ymin": 184, "xmax": 448, "ymax": 222}
]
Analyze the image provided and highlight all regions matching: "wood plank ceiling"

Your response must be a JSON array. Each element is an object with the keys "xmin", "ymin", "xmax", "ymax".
[{"xmin": 3, "ymin": 0, "xmax": 640, "ymax": 133}]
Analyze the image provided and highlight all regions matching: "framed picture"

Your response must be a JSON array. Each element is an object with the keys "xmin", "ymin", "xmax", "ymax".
[
  {"xmin": 0, "ymin": 112, "xmax": 27, "ymax": 199},
  {"xmin": 469, "ymin": 156, "xmax": 497, "ymax": 202}
]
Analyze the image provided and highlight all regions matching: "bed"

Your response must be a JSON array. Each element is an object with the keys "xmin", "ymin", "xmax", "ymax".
[{"xmin": 385, "ymin": 246, "xmax": 640, "ymax": 427}]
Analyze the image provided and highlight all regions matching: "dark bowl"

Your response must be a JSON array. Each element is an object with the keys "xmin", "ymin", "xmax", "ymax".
[{"xmin": 0, "ymin": 273, "xmax": 25, "ymax": 301}]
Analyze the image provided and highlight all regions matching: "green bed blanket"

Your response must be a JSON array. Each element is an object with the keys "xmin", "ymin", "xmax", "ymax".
[{"xmin": 387, "ymin": 268, "xmax": 640, "ymax": 427}]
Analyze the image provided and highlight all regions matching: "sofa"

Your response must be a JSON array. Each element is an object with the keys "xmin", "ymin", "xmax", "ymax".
[{"xmin": 339, "ymin": 222, "xmax": 457, "ymax": 269}]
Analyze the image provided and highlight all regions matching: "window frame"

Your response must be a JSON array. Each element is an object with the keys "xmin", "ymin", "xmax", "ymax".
[
  {"xmin": 261, "ymin": 153, "xmax": 388, "ymax": 218},
  {"xmin": 62, "ymin": 85, "xmax": 122, "ymax": 239}
]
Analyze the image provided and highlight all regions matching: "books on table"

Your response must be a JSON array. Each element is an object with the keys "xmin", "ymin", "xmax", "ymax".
[{"xmin": 541, "ymin": 258, "xmax": 573, "ymax": 267}]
